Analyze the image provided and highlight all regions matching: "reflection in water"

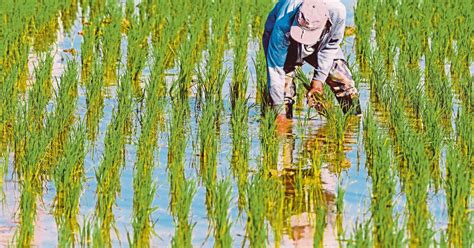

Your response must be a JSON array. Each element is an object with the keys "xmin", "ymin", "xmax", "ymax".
[{"xmin": 273, "ymin": 117, "xmax": 359, "ymax": 247}]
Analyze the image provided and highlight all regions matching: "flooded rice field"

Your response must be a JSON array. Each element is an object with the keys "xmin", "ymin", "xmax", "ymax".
[{"xmin": 0, "ymin": 0, "xmax": 472, "ymax": 247}]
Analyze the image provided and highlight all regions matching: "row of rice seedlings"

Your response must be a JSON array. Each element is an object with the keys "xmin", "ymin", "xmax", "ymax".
[
  {"xmin": 52, "ymin": 124, "xmax": 86, "ymax": 246},
  {"xmin": 310, "ymin": 148, "xmax": 328, "ymax": 248},
  {"xmin": 444, "ymin": 140, "xmax": 472, "ymax": 247},
  {"xmin": 353, "ymin": 0, "xmax": 375, "ymax": 74},
  {"xmin": 14, "ymin": 53, "xmax": 54, "ymax": 178},
  {"xmin": 171, "ymin": 178, "xmax": 196, "ymax": 248},
  {"xmin": 373, "ymin": 0, "xmax": 398, "ymax": 77},
  {"xmin": 364, "ymin": 42, "xmax": 436, "ymax": 245},
  {"xmin": 394, "ymin": 52, "xmax": 445, "ymax": 190},
  {"xmin": 363, "ymin": 107, "xmax": 404, "ymax": 246},
  {"xmin": 347, "ymin": 221, "xmax": 373, "ymax": 247},
  {"xmin": 245, "ymin": 174, "xmax": 268, "ymax": 247},
  {"xmin": 13, "ymin": 104, "xmax": 51, "ymax": 246},
  {"xmin": 59, "ymin": 0, "xmax": 78, "ymax": 35},
  {"xmin": 230, "ymin": 97, "xmax": 250, "ymax": 213},
  {"xmin": 265, "ymin": 177, "xmax": 285, "ymax": 248},
  {"xmin": 31, "ymin": 2, "xmax": 61, "ymax": 53},
  {"xmin": 43, "ymin": 60, "xmax": 79, "ymax": 174},
  {"xmin": 332, "ymin": 181, "xmax": 344, "ymax": 245},
  {"xmin": 129, "ymin": 44, "xmax": 169, "ymax": 248},
  {"xmin": 230, "ymin": 0, "xmax": 250, "ymax": 106},
  {"xmin": 126, "ymin": 11, "xmax": 150, "ymax": 97},
  {"xmin": 255, "ymin": 46, "xmax": 269, "ymax": 111},
  {"xmin": 93, "ymin": 73, "xmax": 133, "ymax": 246},
  {"xmin": 85, "ymin": 57, "xmax": 105, "ymax": 142},
  {"xmin": 210, "ymin": 178, "xmax": 233, "ymax": 247},
  {"xmin": 81, "ymin": 16, "xmax": 100, "ymax": 85},
  {"xmin": 378, "ymin": 86, "xmax": 435, "ymax": 246},
  {"xmin": 0, "ymin": 61, "xmax": 21, "ymax": 157},
  {"xmin": 259, "ymin": 110, "xmax": 279, "ymax": 173},
  {"xmin": 100, "ymin": 0, "xmax": 122, "ymax": 86},
  {"xmin": 167, "ymin": 75, "xmax": 190, "ymax": 216},
  {"xmin": 227, "ymin": 0, "xmax": 251, "ymax": 211},
  {"xmin": 197, "ymin": 95, "xmax": 220, "ymax": 218}
]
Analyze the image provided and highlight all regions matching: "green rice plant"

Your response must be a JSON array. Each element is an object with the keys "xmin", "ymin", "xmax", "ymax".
[
  {"xmin": 86, "ymin": 57, "xmax": 105, "ymax": 142},
  {"xmin": 81, "ymin": 17, "xmax": 99, "ymax": 85},
  {"xmin": 313, "ymin": 205, "xmax": 327, "ymax": 248},
  {"xmin": 363, "ymin": 107, "xmax": 403, "ymax": 247},
  {"xmin": 455, "ymin": 106, "xmax": 473, "ymax": 163},
  {"xmin": 335, "ymin": 183, "xmax": 345, "ymax": 244},
  {"xmin": 254, "ymin": 46, "xmax": 269, "ymax": 112},
  {"xmin": 130, "ymin": 89, "xmax": 159, "ymax": 247},
  {"xmin": 259, "ymin": 110, "xmax": 278, "ymax": 173},
  {"xmin": 100, "ymin": 1, "xmax": 122, "ymax": 86},
  {"xmin": 171, "ymin": 178, "xmax": 197, "ymax": 248},
  {"xmin": 346, "ymin": 221, "xmax": 373, "ymax": 248},
  {"xmin": 325, "ymin": 104, "xmax": 352, "ymax": 152},
  {"xmin": 32, "ymin": 10, "xmax": 60, "ymax": 53},
  {"xmin": 230, "ymin": 0, "xmax": 250, "ymax": 106},
  {"xmin": 126, "ymin": 14, "xmax": 150, "ymax": 97},
  {"xmin": 211, "ymin": 178, "xmax": 233, "ymax": 248},
  {"xmin": 60, "ymin": 0, "xmax": 78, "ymax": 34},
  {"xmin": 354, "ymin": 0, "xmax": 375, "ymax": 74},
  {"xmin": 52, "ymin": 124, "xmax": 86, "ymax": 246},
  {"xmin": 245, "ymin": 174, "xmax": 268, "ymax": 247},
  {"xmin": 445, "ymin": 142, "xmax": 472, "ymax": 247},
  {"xmin": 43, "ymin": 60, "xmax": 79, "ymax": 173},
  {"xmin": 14, "ymin": 106, "xmax": 51, "ymax": 247},
  {"xmin": 230, "ymin": 97, "xmax": 250, "ymax": 213},
  {"xmin": 266, "ymin": 177, "xmax": 285, "ymax": 248},
  {"xmin": 0, "ymin": 62, "xmax": 20, "ymax": 155},
  {"xmin": 167, "ymin": 75, "xmax": 190, "ymax": 216},
  {"xmin": 374, "ymin": 0, "xmax": 398, "ymax": 77},
  {"xmin": 93, "ymin": 74, "xmax": 133, "ymax": 245},
  {"xmin": 27, "ymin": 53, "xmax": 54, "ymax": 131}
]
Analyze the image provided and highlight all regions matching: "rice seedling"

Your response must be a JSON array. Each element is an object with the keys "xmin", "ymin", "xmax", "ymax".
[
  {"xmin": 445, "ymin": 142, "xmax": 472, "ymax": 247},
  {"xmin": 171, "ymin": 178, "xmax": 196, "ymax": 248},
  {"xmin": 335, "ymin": 182, "xmax": 345, "ymax": 244},
  {"xmin": 93, "ymin": 73, "xmax": 133, "ymax": 245},
  {"xmin": 230, "ymin": 97, "xmax": 250, "ymax": 212},
  {"xmin": 43, "ymin": 60, "xmax": 79, "ymax": 173},
  {"xmin": 81, "ymin": 17, "xmax": 99, "ymax": 85},
  {"xmin": 52, "ymin": 124, "xmax": 86, "ymax": 246},
  {"xmin": 126, "ymin": 12, "xmax": 150, "ymax": 97},
  {"xmin": 363, "ymin": 106, "xmax": 404, "ymax": 247},
  {"xmin": 86, "ymin": 57, "xmax": 105, "ymax": 142},
  {"xmin": 245, "ymin": 174, "xmax": 268, "ymax": 247},
  {"xmin": 259, "ymin": 110, "xmax": 278, "ymax": 173},
  {"xmin": 130, "ymin": 45, "xmax": 168, "ymax": 248},
  {"xmin": 14, "ymin": 104, "xmax": 51, "ymax": 246},
  {"xmin": 230, "ymin": 0, "xmax": 250, "ymax": 106},
  {"xmin": 100, "ymin": 1, "xmax": 122, "ymax": 86},
  {"xmin": 210, "ymin": 178, "xmax": 233, "ymax": 248}
]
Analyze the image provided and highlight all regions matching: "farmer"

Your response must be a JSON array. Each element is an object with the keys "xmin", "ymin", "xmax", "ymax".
[{"xmin": 263, "ymin": 0, "xmax": 361, "ymax": 126}]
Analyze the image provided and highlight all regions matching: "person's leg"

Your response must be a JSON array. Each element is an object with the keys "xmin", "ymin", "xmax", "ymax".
[
  {"xmin": 284, "ymin": 71, "xmax": 296, "ymax": 118},
  {"xmin": 283, "ymin": 39, "xmax": 302, "ymax": 119},
  {"xmin": 325, "ymin": 60, "xmax": 361, "ymax": 115}
]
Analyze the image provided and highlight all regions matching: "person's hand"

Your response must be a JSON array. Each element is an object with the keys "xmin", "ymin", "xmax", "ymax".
[{"xmin": 306, "ymin": 80, "xmax": 324, "ymax": 109}]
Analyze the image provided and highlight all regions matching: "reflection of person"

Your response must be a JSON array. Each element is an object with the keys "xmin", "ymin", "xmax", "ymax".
[
  {"xmin": 277, "ymin": 133, "xmax": 338, "ymax": 247},
  {"xmin": 274, "ymin": 119, "xmax": 358, "ymax": 247},
  {"xmin": 263, "ymin": 0, "xmax": 361, "ymax": 128}
]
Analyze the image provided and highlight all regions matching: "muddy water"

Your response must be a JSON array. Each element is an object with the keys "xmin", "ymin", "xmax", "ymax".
[{"xmin": 0, "ymin": 0, "xmax": 453, "ymax": 247}]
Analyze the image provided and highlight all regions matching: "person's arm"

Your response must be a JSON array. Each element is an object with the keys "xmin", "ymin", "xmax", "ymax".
[{"xmin": 312, "ymin": 2, "xmax": 346, "ymax": 82}]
